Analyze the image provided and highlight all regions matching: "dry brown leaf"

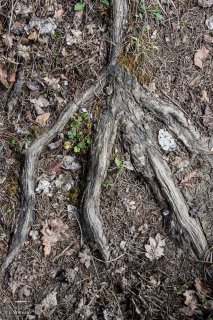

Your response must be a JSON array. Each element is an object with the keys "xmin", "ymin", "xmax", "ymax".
[
  {"xmin": 182, "ymin": 290, "xmax": 198, "ymax": 316},
  {"xmin": 41, "ymin": 218, "xmax": 69, "ymax": 256},
  {"xmin": 198, "ymin": 0, "xmax": 213, "ymax": 7},
  {"xmin": 204, "ymin": 34, "xmax": 213, "ymax": 44},
  {"xmin": 36, "ymin": 112, "xmax": 50, "ymax": 126},
  {"xmin": 28, "ymin": 30, "xmax": 38, "ymax": 41},
  {"xmin": 195, "ymin": 278, "xmax": 211, "ymax": 297},
  {"xmin": 2, "ymin": 33, "xmax": 14, "ymax": 47},
  {"xmin": 0, "ymin": 65, "xmax": 9, "ymax": 88},
  {"xmin": 194, "ymin": 46, "xmax": 209, "ymax": 69},
  {"xmin": 54, "ymin": 5, "xmax": 64, "ymax": 19},
  {"xmin": 7, "ymin": 70, "xmax": 16, "ymax": 83},
  {"xmin": 43, "ymin": 76, "xmax": 60, "ymax": 90},
  {"xmin": 201, "ymin": 89, "xmax": 210, "ymax": 103},
  {"xmin": 145, "ymin": 233, "xmax": 165, "ymax": 261},
  {"xmin": 180, "ymin": 171, "xmax": 198, "ymax": 188},
  {"xmin": 79, "ymin": 249, "xmax": 91, "ymax": 269}
]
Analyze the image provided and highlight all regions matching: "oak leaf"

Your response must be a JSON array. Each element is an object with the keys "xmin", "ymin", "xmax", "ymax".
[
  {"xmin": 145, "ymin": 233, "xmax": 165, "ymax": 261},
  {"xmin": 36, "ymin": 112, "xmax": 50, "ymax": 126},
  {"xmin": 41, "ymin": 218, "xmax": 69, "ymax": 256},
  {"xmin": 194, "ymin": 46, "xmax": 209, "ymax": 69},
  {"xmin": 182, "ymin": 290, "xmax": 198, "ymax": 316}
]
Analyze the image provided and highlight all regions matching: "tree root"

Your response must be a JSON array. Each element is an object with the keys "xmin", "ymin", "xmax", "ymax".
[
  {"xmin": 2, "ymin": 0, "xmax": 210, "ymax": 272},
  {"xmin": 1, "ymin": 74, "xmax": 107, "ymax": 272}
]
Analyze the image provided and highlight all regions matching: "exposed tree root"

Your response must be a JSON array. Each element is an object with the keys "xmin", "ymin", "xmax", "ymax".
[
  {"xmin": 1, "ymin": 74, "xmax": 107, "ymax": 272},
  {"xmin": 2, "ymin": 0, "xmax": 211, "ymax": 273}
]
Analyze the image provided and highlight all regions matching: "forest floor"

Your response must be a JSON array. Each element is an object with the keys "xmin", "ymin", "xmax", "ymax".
[{"xmin": 0, "ymin": 0, "xmax": 213, "ymax": 319}]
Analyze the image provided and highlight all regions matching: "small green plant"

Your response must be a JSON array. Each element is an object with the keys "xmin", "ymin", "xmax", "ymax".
[
  {"xmin": 139, "ymin": 2, "xmax": 163, "ymax": 22},
  {"xmin": 101, "ymin": 0, "xmax": 110, "ymax": 6},
  {"xmin": 114, "ymin": 155, "xmax": 124, "ymax": 173},
  {"xmin": 39, "ymin": 64, "xmax": 47, "ymax": 77},
  {"xmin": 6, "ymin": 207, "xmax": 14, "ymax": 214},
  {"xmin": 176, "ymin": 284, "xmax": 184, "ymax": 294},
  {"xmin": 150, "ymin": 7, "xmax": 163, "ymax": 22},
  {"xmin": 64, "ymin": 111, "xmax": 92, "ymax": 153},
  {"xmin": 102, "ymin": 182, "xmax": 112, "ymax": 189},
  {"xmin": 74, "ymin": 2, "xmax": 85, "ymax": 11}
]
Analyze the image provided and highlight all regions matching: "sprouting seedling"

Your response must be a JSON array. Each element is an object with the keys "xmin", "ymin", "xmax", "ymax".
[
  {"xmin": 101, "ymin": 0, "xmax": 110, "ymax": 6},
  {"xmin": 114, "ymin": 155, "xmax": 124, "ymax": 173},
  {"xmin": 64, "ymin": 111, "xmax": 92, "ymax": 153},
  {"xmin": 74, "ymin": 2, "xmax": 85, "ymax": 11}
]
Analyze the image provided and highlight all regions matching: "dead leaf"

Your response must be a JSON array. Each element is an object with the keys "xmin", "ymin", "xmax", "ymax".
[
  {"xmin": 180, "ymin": 171, "xmax": 199, "ymax": 188},
  {"xmin": 79, "ymin": 248, "xmax": 91, "ymax": 268},
  {"xmin": 198, "ymin": 0, "xmax": 213, "ymax": 7},
  {"xmin": 31, "ymin": 96, "xmax": 49, "ymax": 115},
  {"xmin": 35, "ymin": 290, "xmax": 57, "ymax": 317},
  {"xmin": 182, "ymin": 290, "xmax": 198, "ymax": 316},
  {"xmin": 17, "ymin": 44, "xmax": 30, "ymax": 59},
  {"xmin": 45, "ymin": 160, "xmax": 62, "ymax": 176},
  {"xmin": 195, "ymin": 278, "xmax": 211, "ymax": 297},
  {"xmin": 201, "ymin": 89, "xmax": 210, "ymax": 103},
  {"xmin": 7, "ymin": 70, "xmax": 16, "ymax": 83},
  {"xmin": 41, "ymin": 218, "xmax": 69, "ymax": 256},
  {"xmin": 28, "ymin": 30, "xmax": 38, "ymax": 41},
  {"xmin": 194, "ymin": 46, "xmax": 209, "ymax": 69},
  {"xmin": 0, "ymin": 65, "xmax": 9, "ymax": 88},
  {"xmin": 203, "ymin": 34, "xmax": 213, "ymax": 44},
  {"xmin": 2, "ymin": 33, "xmax": 13, "ymax": 47},
  {"xmin": 36, "ymin": 112, "xmax": 50, "ymax": 126},
  {"xmin": 145, "ymin": 233, "xmax": 165, "ymax": 261},
  {"xmin": 43, "ymin": 76, "xmax": 60, "ymax": 91},
  {"xmin": 54, "ymin": 5, "xmax": 64, "ymax": 19}
]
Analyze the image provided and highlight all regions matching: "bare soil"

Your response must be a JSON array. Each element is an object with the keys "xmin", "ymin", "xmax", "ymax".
[{"xmin": 0, "ymin": 0, "xmax": 213, "ymax": 319}]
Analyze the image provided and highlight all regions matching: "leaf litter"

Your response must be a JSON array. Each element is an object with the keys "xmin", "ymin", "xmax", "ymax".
[
  {"xmin": 41, "ymin": 218, "xmax": 69, "ymax": 256},
  {"xmin": 145, "ymin": 233, "xmax": 166, "ymax": 261}
]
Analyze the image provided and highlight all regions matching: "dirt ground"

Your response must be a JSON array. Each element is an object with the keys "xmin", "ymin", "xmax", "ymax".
[{"xmin": 0, "ymin": 0, "xmax": 213, "ymax": 319}]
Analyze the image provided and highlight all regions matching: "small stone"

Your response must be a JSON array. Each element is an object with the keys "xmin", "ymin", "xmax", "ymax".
[{"xmin": 158, "ymin": 129, "xmax": 176, "ymax": 152}]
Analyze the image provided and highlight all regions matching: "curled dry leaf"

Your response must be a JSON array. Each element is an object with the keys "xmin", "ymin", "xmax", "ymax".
[
  {"xmin": 54, "ymin": 5, "xmax": 64, "ymax": 19},
  {"xmin": 41, "ymin": 218, "xmax": 69, "ymax": 256},
  {"xmin": 182, "ymin": 290, "xmax": 198, "ymax": 316},
  {"xmin": 194, "ymin": 46, "xmax": 209, "ymax": 69},
  {"xmin": 28, "ymin": 30, "xmax": 38, "ymax": 41},
  {"xmin": 195, "ymin": 278, "xmax": 211, "ymax": 297},
  {"xmin": 0, "ymin": 65, "xmax": 9, "ymax": 88},
  {"xmin": 30, "ymin": 95, "xmax": 49, "ymax": 115},
  {"xmin": 201, "ymin": 89, "xmax": 210, "ymax": 103},
  {"xmin": 7, "ymin": 70, "xmax": 16, "ymax": 83},
  {"xmin": 145, "ymin": 233, "xmax": 165, "ymax": 261},
  {"xmin": 2, "ymin": 33, "xmax": 13, "ymax": 47},
  {"xmin": 36, "ymin": 112, "xmax": 50, "ymax": 126},
  {"xmin": 203, "ymin": 34, "xmax": 213, "ymax": 44}
]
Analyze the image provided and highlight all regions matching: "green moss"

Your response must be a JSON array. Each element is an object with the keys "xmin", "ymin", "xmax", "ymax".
[
  {"xmin": 118, "ymin": 55, "xmax": 153, "ymax": 85},
  {"xmin": 69, "ymin": 186, "xmax": 80, "ymax": 205}
]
